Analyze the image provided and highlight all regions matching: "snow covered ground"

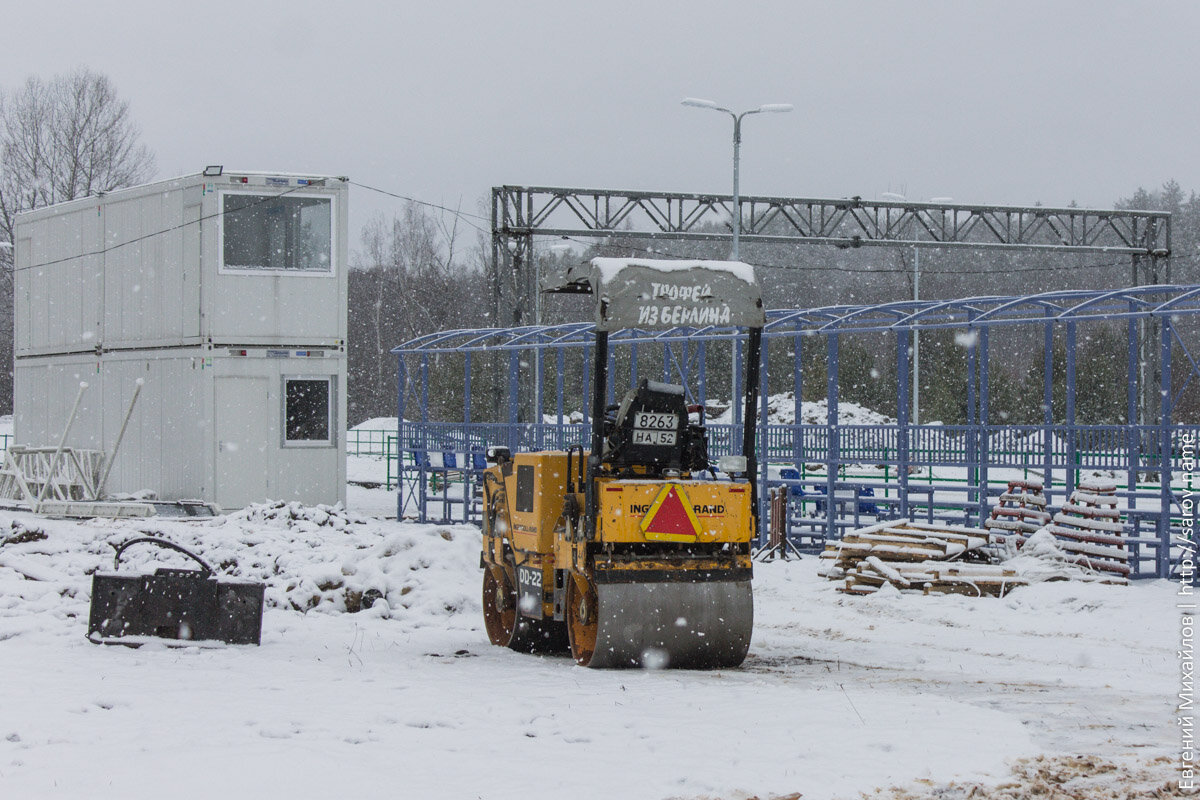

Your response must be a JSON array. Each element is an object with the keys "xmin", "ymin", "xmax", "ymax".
[{"xmin": 0, "ymin": 452, "xmax": 1185, "ymax": 798}]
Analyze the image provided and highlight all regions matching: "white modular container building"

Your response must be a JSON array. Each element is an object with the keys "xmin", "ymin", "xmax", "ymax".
[{"xmin": 13, "ymin": 170, "xmax": 349, "ymax": 510}]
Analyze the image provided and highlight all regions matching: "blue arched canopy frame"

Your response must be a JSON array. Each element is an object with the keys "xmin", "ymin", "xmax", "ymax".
[{"xmin": 393, "ymin": 284, "xmax": 1200, "ymax": 580}]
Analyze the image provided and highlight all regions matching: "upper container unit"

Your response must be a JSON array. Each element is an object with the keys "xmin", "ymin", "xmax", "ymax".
[{"xmin": 13, "ymin": 170, "xmax": 349, "ymax": 357}]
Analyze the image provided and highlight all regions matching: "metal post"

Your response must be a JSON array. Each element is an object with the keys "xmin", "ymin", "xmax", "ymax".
[
  {"xmin": 977, "ymin": 326, "xmax": 990, "ymax": 524},
  {"xmin": 680, "ymin": 340, "xmax": 690, "ymax": 396},
  {"xmin": 731, "ymin": 115, "xmax": 742, "ymax": 260},
  {"xmin": 826, "ymin": 333, "xmax": 840, "ymax": 543},
  {"xmin": 463, "ymin": 352, "xmax": 473, "ymax": 425},
  {"xmin": 732, "ymin": 337, "xmax": 743, "ymax": 428},
  {"xmin": 606, "ymin": 344, "xmax": 616, "ymax": 406},
  {"xmin": 1160, "ymin": 316, "xmax": 1174, "ymax": 578},
  {"xmin": 743, "ymin": 327, "xmax": 764, "ymax": 538},
  {"xmin": 896, "ymin": 329, "xmax": 911, "ymax": 520},
  {"xmin": 418, "ymin": 354, "xmax": 430, "ymax": 520},
  {"xmin": 507, "ymin": 350, "xmax": 520, "ymax": 452},
  {"xmin": 535, "ymin": 348, "xmax": 545, "ymax": 434},
  {"xmin": 1128, "ymin": 305, "xmax": 1140, "ymax": 494},
  {"xmin": 586, "ymin": 331, "xmax": 610, "ymax": 542},
  {"xmin": 490, "ymin": 191, "xmax": 502, "ymax": 328},
  {"xmin": 966, "ymin": 323, "xmax": 978, "ymax": 523},
  {"xmin": 1043, "ymin": 316, "xmax": 1054, "ymax": 500},
  {"xmin": 758, "ymin": 329, "xmax": 770, "ymax": 543},
  {"xmin": 582, "ymin": 344, "xmax": 592, "ymax": 426},
  {"xmin": 1065, "ymin": 321, "xmax": 1077, "ymax": 498},
  {"xmin": 555, "ymin": 348, "xmax": 565, "ymax": 425},
  {"xmin": 913, "ymin": 248, "xmax": 920, "ymax": 425},
  {"xmin": 630, "ymin": 342, "xmax": 639, "ymax": 391},
  {"xmin": 397, "ymin": 357, "xmax": 407, "ymax": 518},
  {"xmin": 793, "ymin": 330, "xmax": 803, "ymax": 468}
]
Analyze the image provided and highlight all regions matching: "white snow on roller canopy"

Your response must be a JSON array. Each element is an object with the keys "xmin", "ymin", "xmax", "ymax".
[
  {"xmin": 543, "ymin": 258, "xmax": 764, "ymax": 331},
  {"xmin": 590, "ymin": 257, "xmax": 758, "ymax": 285}
]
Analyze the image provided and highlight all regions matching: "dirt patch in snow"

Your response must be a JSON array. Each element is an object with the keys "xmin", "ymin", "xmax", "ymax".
[{"xmin": 855, "ymin": 753, "xmax": 1185, "ymax": 799}]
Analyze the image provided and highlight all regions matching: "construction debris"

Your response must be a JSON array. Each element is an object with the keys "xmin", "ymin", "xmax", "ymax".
[
  {"xmin": 1035, "ymin": 479, "xmax": 1129, "ymax": 579},
  {"xmin": 818, "ymin": 521, "xmax": 1023, "ymax": 597},
  {"xmin": 823, "ymin": 479, "xmax": 1131, "ymax": 596}
]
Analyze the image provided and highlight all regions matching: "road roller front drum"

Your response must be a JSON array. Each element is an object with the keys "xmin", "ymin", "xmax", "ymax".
[{"xmin": 570, "ymin": 577, "xmax": 753, "ymax": 669}]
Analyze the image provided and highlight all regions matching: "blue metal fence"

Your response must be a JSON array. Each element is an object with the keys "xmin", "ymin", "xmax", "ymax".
[{"xmin": 393, "ymin": 285, "xmax": 1200, "ymax": 580}]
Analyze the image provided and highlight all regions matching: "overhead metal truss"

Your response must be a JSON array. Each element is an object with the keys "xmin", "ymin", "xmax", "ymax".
[{"xmin": 490, "ymin": 185, "xmax": 1172, "ymax": 326}]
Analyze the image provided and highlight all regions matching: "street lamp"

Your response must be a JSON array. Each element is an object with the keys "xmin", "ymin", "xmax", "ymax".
[
  {"xmin": 682, "ymin": 98, "xmax": 791, "ymax": 427},
  {"xmin": 681, "ymin": 98, "xmax": 793, "ymax": 260}
]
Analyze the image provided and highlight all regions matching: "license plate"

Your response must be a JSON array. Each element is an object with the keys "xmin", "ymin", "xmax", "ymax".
[
  {"xmin": 634, "ymin": 412, "xmax": 677, "ymax": 430},
  {"xmin": 632, "ymin": 429, "xmax": 677, "ymax": 446}
]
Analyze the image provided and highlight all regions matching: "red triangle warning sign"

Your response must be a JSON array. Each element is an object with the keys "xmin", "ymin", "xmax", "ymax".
[{"xmin": 640, "ymin": 484, "xmax": 701, "ymax": 542}]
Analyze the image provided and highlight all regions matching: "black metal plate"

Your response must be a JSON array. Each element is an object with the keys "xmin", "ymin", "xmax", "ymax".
[{"xmin": 88, "ymin": 569, "xmax": 264, "ymax": 646}]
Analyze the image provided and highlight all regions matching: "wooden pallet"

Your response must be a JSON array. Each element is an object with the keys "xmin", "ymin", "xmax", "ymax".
[
  {"xmin": 819, "ymin": 520, "xmax": 1015, "ymax": 595},
  {"xmin": 1035, "ymin": 480, "xmax": 1130, "ymax": 578},
  {"xmin": 984, "ymin": 479, "xmax": 1050, "ymax": 536}
]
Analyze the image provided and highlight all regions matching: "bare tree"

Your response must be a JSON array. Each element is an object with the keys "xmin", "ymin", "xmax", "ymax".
[
  {"xmin": 0, "ymin": 67, "xmax": 154, "ymax": 412},
  {"xmin": 348, "ymin": 202, "xmax": 486, "ymax": 424}
]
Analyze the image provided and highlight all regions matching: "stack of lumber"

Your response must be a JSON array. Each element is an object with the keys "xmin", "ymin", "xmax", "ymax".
[
  {"xmin": 819, "ymin": 521, "xmax": 1024, "ymax": 597},
  {"xmin": 984, "ymin": 479, "xmax": 1050, "ymax": 536},
  {"xmin": 1012, "ymin": 479, "xmax": 1130, "ymax": 583}
]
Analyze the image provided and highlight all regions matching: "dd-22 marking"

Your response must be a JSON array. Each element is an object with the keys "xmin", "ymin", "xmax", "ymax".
[{"xmin": 517, "ymin": 565, "xmax": 542, "ymax": 589}]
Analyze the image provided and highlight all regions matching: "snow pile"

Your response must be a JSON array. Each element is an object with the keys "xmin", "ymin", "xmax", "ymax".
[
  {"xmin": 349, "ymin": 417, "xmax": 398, "ymax": 432},
  {"xmin": 234, "ymin": 500, "xmax": 370, "ymax": 530},
  {"xmin": 707, "ymin": 392, "xmax": 895, "ymax": 425},
  {"xmin": 1000, "ymin": 528, "xmax": 1128, "ymax": 584},
  {"xmin": 542, "ymin": 411, "xmax": 585, "ymax": 424},
  {"xmin": 0, "ymin": 503, "xmax": 482, "ymax": 628}
]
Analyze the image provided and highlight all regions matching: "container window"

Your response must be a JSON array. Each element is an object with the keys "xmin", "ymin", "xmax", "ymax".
[
  {"xmin": 222, "ymin": 193, "xmax": 332, "ymax": 272},
  {"xmin": 283, "ymin": 377, "xmax": 334, "ymax": 446}
]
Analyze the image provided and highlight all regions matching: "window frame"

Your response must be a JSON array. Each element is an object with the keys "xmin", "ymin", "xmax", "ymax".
[
  {"xmin": 217, "ymin": 189, "xmax": 337, "ymax": 276},
  {"xmin": 280, "ymin": 374, "xmax": 337, "ymax": 448}
]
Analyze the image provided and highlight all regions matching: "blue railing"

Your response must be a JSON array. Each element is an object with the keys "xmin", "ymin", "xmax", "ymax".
[{"xmin": 396, "ymin": 420, "xmax": 1196, "ymax": 580}]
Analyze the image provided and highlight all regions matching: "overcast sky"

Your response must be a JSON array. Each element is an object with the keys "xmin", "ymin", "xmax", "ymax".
[{"xmin": 5, "ymin": 1, "xmax": 1199, "ymax": 241}]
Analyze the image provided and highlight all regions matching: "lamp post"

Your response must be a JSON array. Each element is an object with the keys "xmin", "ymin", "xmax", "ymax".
[
  {"xmin": 681, "ymin": 98, "xmax": 791, "ymax": 427},
  {"xmin": 681, "ymin": 98, "xmax": 792, "ymax": 260}
]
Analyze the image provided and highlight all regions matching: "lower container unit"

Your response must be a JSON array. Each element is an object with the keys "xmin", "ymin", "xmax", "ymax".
[{"xmin": 14, "ymin": 345, "xmax": 347, "ymax": 510}]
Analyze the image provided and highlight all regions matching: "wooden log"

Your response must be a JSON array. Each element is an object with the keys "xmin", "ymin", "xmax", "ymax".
[
  {"xmin": 1059, "ymin": 502, "xmax": 1121, "ymax": 519},
  {"xmin": 1050, "ymin": 514, "xmax": 1126, "ymax": 534}
]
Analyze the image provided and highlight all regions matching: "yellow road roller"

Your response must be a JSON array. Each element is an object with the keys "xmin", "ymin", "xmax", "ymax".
[{"xmin": 481, "ymin": 258, "xmax": 765, "ymax": 668}]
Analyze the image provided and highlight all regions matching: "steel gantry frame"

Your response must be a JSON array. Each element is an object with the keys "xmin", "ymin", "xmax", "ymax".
[{"xmin": 490, "ymin": 185, "xmax": 1171, "ymax": 327}]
